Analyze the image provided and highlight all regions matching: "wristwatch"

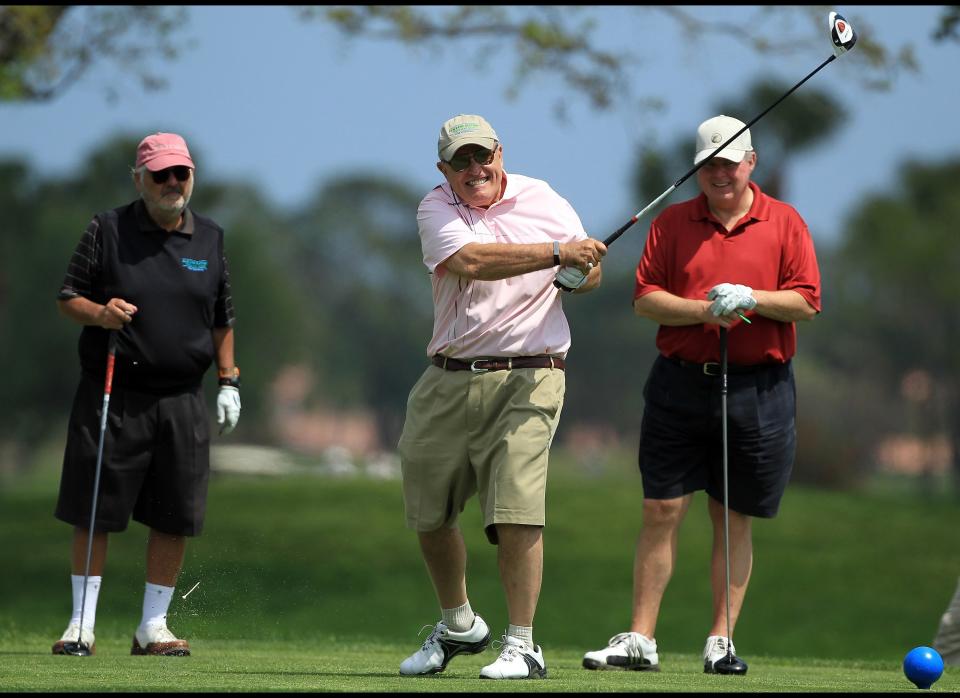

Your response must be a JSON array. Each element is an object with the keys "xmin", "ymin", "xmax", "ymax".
[
  {"xmin": 218, "ymin": 366, "xmax": 241, "ymax": 388},
  {"xmin": 553, "ymin": 240, "xmax": 561, "ymax": 267}
]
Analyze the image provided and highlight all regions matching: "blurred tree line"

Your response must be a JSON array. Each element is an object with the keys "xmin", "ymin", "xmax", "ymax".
[
  {"xmin": 1, "ymin": 76, "xmax": 958, "ymax": 496},
  {"xmin": 0, "ymin": 6, "xmax": 960, "ymax": 486}
]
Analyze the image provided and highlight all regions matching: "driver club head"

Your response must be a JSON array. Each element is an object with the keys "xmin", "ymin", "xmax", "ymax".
[
  {"xmin": 59, "ymin": 641, "xmax": 93, "ymax": 657},
  {"xmin": 829, "ymin": 11, "xmax": 857, "ymax": 57},
  {"xmin": 713, "ymin": 652, "xmax": 749, "ymax": 676}
]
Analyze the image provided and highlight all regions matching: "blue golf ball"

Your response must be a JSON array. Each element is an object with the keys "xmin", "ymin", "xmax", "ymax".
[{"xmin": 903, "ymin": 646, "xmax": 944, "ymax": 689}]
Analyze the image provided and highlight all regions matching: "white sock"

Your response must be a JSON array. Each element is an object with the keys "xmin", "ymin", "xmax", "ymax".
[
  {"xmin": 508, "ymin": 623, "xmax": 534, "ymax": 649},
  {"xmin": 441, "ymin": 600, "xmax": 476, "ymax": 632},
  {"xmin": 139, "ymin": 582, "xmax": 175, "ymax": 629},
  {"xmin": 70, "ymin": 575, "xmax": 101, "ymax": 629}
]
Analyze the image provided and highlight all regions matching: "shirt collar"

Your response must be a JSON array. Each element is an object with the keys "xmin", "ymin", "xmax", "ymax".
[{"xmin": 690, "ymin": 180, "xmax": 770, "ymax": 225}]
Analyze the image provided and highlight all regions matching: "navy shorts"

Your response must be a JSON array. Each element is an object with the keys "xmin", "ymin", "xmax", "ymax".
[
  {"xmin": 638, "ymin": 354, "xmax": 796, "ymax": 518},
  {"xmin": 55, "ymin": 374, "xmax": 211, "ymax": 536}
]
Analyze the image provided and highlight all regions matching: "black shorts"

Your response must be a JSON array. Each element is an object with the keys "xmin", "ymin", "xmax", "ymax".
[
  {"xmin": 638, "ymin": 354, "xmax": 796, "ymax": 518},
  {"xmin": 55, "ymin": 374, "xmax": 211, "ymax": 536}
]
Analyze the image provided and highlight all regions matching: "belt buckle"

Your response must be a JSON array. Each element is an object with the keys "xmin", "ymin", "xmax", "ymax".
[
  {"xmin": 703, "ymin": 362, "xmax": 721, "ymax": 376},
  {"xmin": 470, "ymin": 359, "xmax": 490, "ymax": 374}
]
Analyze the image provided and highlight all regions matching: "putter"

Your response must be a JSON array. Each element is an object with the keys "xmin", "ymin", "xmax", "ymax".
[
  {"xmin": 712, "ymin": 327, "xmax": 748, "ymax": 676},
  {"xmin": 554, "ymin": 9, "xmax": 857, "ymax": 289},
  {"xmin": 61, "ymin": 331, "xmax": 118, "ymax": 657}
]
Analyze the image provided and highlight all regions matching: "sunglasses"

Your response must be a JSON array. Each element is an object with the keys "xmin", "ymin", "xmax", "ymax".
[
  {"xmin": 446, "ymin": 146, "xmax": 498, "ymax": 173},
  {"xmin": 150, "ymin": 166, "xmax": 192, "ymax": 184}
]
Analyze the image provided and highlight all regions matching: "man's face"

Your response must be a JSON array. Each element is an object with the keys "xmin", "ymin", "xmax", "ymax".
[
  {"xmin": 135, "ymin": 165, "xmax": 194, "ymax": 217},
  {"xmin": 437, "ymin": 143, "xmax": 504, "ymax": 209},
  {"xmin": 696, "ymin": 153, "xmax": 756, "ymax": 210}
]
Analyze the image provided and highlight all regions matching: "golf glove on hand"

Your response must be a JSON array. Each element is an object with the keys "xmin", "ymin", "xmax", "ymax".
[
  {"xmin": 217, "ymin": 386, "xmax": 241, "ymax": 435},
  {"xmin": 554, "ymin": 265, "xmax": 588, "ymax": 293},
  {"xmin": 708, "ymin": 283, "xmax": 757, "ymax": 316}
]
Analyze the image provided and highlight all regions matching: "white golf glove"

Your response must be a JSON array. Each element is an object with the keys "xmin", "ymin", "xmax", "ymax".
[
  {"xmin": 554, "ymin": 265, "xmax": 588, "ymax": 293},
  {"xmin": 707, "ymin": 283, "xmax": 757, "ymax": 317},
  {"xmin": 217, "ymin": 386, "xmax": 241, "ymax": 435}
]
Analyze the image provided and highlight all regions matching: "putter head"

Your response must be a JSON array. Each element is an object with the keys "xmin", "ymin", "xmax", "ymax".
[
  {"xmin": 59, "ymin": 641, "xmax": 93, "ymax": 657},
  {"xmin": 829, "ymin": 11, "xmax": 857, "ymax": 57},
  {"xmin": 714, "ymin": 652, "xmax": 749, "ymax": 676}
]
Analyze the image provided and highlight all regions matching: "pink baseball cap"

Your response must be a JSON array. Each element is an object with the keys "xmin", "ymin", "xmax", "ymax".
[{"xmin": 135, "ymin": 132, "xmax": 195, "ymax": 171}]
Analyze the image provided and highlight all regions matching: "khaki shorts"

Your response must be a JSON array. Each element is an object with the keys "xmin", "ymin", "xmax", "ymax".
[{"xmin": 398, "ymin": 364, "xmax": 565, "ymax": 544}]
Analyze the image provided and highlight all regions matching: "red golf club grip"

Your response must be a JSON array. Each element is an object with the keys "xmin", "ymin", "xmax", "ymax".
[{"xmin": 104, "ymin": 332, "xmax": 118, "ymax": 395}]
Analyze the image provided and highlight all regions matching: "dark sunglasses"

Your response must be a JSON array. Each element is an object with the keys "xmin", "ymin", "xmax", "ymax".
[
  {"xmin": 446, "ymin": 145, "xmax": 497, "ymax": 173},
  {"xmin": 150, "ymin": 166, "xmax": 192, "ymax": 184}
]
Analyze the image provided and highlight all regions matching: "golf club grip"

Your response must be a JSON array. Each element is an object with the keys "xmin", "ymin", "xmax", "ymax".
[
  {"xmin": 719, "ymin": 326, "xmax": 728, "ymax": 371},
  {"xmin": 602, "ymin": 217, "xmax": 639, "ymax": 247},
  {"xmin": 104, "ymin": 332, "xmax": 117, "ymax": 395}
]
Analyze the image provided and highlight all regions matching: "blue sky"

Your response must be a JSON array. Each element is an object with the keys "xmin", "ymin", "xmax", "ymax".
[{"xmin": 2, "ymin": 6, "xmax": 957, "ymax": 268}]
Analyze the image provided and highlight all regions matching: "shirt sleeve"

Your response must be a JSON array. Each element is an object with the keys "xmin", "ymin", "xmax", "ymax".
[
  {"xmin": 633, "ymin": 218, "xmax": 669, "ymax": 301},
  {"xmin": 779, "ymin": 212, "xmax": 821, "ymax": 313},
  {"xmin": 554, "ymin": 192, "xmax": 589, "ymax": 243},
  {"xmin": 58, "ymin": 218, "xmax": 101, "ymax": 301},
  {"xmin": 214, "ymin": 235, "xmax": 235, "ymax": 328},
  {"xmin": 416, "ymin": 187, "xmax": 482, "ymax": 273}
]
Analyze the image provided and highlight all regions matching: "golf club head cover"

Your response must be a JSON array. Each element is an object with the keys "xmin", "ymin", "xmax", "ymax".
[{"xmin": 554, "ymin": 265, "xmax": 588, "ymax": 293}]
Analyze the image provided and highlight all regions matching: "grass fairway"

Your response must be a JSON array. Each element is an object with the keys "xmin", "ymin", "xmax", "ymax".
[
  {"xmin": 3, "ymin": 458, "xmax": 959, "ymax": 691},
  {"xmin": 2, "ymin": 638, "xmax": 958, "ymax": 692}
]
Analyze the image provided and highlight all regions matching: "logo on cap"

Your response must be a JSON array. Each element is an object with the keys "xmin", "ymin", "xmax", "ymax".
[
  {"xmin": 450, "ymin": 123, "xmax": 481, "ymax": 135},
  {"xmin": 711, "ymin": 133, "xmax": 723, "ymax": 144}
]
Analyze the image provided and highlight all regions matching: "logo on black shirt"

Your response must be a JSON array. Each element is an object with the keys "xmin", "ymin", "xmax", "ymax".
[{"xmin": 181, "ymin": 258, "xmax": 208, "ymax": 272}]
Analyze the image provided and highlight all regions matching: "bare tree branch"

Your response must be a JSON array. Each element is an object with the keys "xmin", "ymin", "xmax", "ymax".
[
  {"xmin": 0, "ymin": 6, "xmax": 190, "ymax": 102},
  {"xmin": 304, "ymin": 5, "xmax": 925, "ymax": 117}
]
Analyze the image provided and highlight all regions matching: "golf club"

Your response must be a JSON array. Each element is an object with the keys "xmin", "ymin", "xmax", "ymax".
[
  {"xmin": 712, "ymin": 327, "xmax": 748, "ymax": 676},
  {"xmin": 584, "ymin": 11, "xmax": 858, "ymax": 259},
  {"xmin": 61, "ymin": 330, "xmax": 117, "ymax": 657}
]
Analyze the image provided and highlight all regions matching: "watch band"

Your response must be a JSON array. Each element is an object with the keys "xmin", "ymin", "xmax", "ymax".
[
  {"xmin": 218, "ymin": 366, "xmax": 240, "ymax": 388},
  {"xmin": 553, "ymin": 240, "xmax": 561, "ymax": 267}
]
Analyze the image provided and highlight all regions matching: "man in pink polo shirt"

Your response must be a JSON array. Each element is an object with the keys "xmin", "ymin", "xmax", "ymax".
[
  {"xmin": 582, "ymin": 115, "xmax": 821, "ymax": 675},
  {"xmin": 397, "ymin": 114, "xmax": 607, "ymax": 680}
]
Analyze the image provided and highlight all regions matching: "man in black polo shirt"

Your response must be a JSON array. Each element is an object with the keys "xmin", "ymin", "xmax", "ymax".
[{"xmin": 52, "ymin": 132, "xmax": 241, "ymax": 657}]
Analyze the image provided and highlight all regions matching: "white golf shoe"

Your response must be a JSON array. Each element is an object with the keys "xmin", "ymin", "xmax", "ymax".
[
  {"xmin": 582, "ymin": 632, "xmax": 659, "ymax": 671},
  {"xmin": 479, "ymin": 635, "xmax": 547, "ymax": 679},
  {"xmin": 52, "ymin": 622, "xmax": 96, "ymax": 655},
  {"xmin": 703, "ymin": 635, "xmax": 745, "ymax": 673},
  {"xmin": 399, "ymin": 615, "xmax": 491, "ymax": 675},
  {"xmin": 131, "ymin": 622, "xmax": 191, "ymax": 656}
]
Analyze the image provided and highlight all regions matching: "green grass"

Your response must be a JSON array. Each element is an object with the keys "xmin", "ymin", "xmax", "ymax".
[
  {"xmin": 2, "ymin": 639, "xmax": 958, "ymax": 692},
  {"xmin": 2, "ymin": 457, "xmax": 959, "ymax": 691}
]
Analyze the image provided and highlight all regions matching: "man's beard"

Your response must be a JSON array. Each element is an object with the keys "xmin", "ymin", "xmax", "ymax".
[{"xmin": 146, "ymin": 190, "xmax": 191, "ymax": 217}]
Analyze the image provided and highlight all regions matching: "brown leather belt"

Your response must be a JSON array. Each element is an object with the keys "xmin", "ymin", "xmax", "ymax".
[{"xmin": 432, "ymin": 354, "xmax": 565, "ymax": 374}]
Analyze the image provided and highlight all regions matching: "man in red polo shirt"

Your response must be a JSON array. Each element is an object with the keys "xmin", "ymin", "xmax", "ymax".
[{"xmin": 581, "ymin": 115, "xmax": 820, "ymax": 675}]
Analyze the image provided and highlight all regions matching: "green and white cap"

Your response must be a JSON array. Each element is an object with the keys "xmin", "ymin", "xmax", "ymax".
[{"xmin": 438, "ymin": 114, "xmax": 499, "ymax": 161}]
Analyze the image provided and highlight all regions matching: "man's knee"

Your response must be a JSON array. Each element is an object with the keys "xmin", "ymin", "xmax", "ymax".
[
  {"xmin": 707, "ymin": 496, "xmax": 752, "ymax": 530},
  {"xmin": 642, "ymin": 497, "xmax": 688, "ymax": 527},
  {"xmin": 492, "ymin": 523, "xmax": 542, "ymax": 550}
]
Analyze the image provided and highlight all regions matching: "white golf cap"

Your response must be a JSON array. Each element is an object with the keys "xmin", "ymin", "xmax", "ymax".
[
  {"xmin": 694, "ymin": 115, "xmax": 753, "ymax": 165},
  {"xmin": 438, "ymin": 114, "xmax": 499, "ymax": 161}
]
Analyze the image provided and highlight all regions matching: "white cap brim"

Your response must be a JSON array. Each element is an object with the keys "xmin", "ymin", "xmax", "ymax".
[{"xmin": 694, "ymin": 146, "xmax": 750, "ymax": 166}]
